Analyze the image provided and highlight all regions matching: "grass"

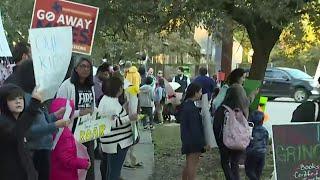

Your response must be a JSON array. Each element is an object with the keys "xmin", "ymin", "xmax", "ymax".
[{"xmin": 151, "ymin": 124, "xmax": 274, "ymax": 180}]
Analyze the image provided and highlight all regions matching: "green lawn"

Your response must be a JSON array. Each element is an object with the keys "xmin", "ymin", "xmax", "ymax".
[{"xmin": 151, "ymin": 124, "xmax": 274, "ymax": 180}]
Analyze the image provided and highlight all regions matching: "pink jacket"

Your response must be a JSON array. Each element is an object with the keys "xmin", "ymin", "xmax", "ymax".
[{"xmin": 49, "ymin": 128, "xmax": 89, "ymax": 180}]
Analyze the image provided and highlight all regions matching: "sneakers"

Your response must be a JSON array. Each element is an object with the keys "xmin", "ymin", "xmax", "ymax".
[
  {"xmin": 123, "ymin": 164, "xmax": 136, "ymax": 169},
  {"xmin": 123, "ymin": 162, "xmax": 144, "ymax": 169}
]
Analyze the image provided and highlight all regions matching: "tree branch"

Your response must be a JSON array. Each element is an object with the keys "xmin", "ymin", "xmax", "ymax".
[{"xmin": 222, "ymin": 1, "xmax": 251, "ymax": 27}]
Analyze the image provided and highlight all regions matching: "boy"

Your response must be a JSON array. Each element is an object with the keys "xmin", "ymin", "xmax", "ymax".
[
  {"xmin": 139, "ymin": 76, "xmax": 155, "ymax": 129},
  {"xmin": 245, "ymin": 111, "xmax": 269, "ymax": 180}
]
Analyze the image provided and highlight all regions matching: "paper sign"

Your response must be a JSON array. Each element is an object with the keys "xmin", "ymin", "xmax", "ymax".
[
  {"xmin": 244, "ymin": 79, "xmax": 262, "ymax": 110},
  {"xmin": 30, "ymin": 0, "xmax": 99, "ymax": 55},
  {"xmin": 52, "ymin": 100, "xmax": 73, "ymax": 150},
  {"xmin": 0, "ymin": 11, "xmax": 12, "ymax": 57},
  {"xmin": 29, "ymin": 26, "xmax": 72, "ymax": 101},
  {"xmin": 74, "ymin": 111, "xmax": 112, "ymax": 143}
]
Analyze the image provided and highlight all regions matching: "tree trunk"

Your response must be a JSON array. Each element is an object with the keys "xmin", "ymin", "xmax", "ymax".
[
  {"xmin": 246, "ymin": 21, "xmax": 282, "ymax": 81},
  {"xmin": 221, "ymin": 19, "xmax": 233, "ymax": 78}
]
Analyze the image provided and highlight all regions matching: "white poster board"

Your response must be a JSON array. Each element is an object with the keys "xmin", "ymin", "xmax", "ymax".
[
  {"xmin": 0, "ymin": 11, "xmax": 12, "ymax": 57},
  {"xmin": 29, "ymin": 26, "xmax": 72, "ymax": 101},
  {"xmin": 74, "ymin": 111, "xmax": 112, "ymax": 143}
]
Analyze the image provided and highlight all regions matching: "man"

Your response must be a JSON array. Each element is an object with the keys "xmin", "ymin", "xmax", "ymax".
[
  {"xmin": 147, "ymin": 68, "xmax": 156, "ymax": 89},
  {"xmin": 172, "ymin": 67, "xmax": 190, "ymax": 93},
  {"xmin": 193, "ymin": 67, "xmax": 217, "ymax": 100},
  {"xmin": 4, "ymin": 42, "xmax": 31, "ymax": 84},
  {"xmin": 93, "ymin": 62, "xmax": 111, "ymax": 105},
  {"xmin": 172, "ymin": 67, "xmax": 190, "ymax": 104},
  {"xmin": 13, "ymin": 42, "xmax": 31, "ymax": 64}
]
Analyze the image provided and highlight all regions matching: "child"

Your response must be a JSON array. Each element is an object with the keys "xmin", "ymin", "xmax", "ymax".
[
  {"xmin": 154, "ymin": 78, "xmax": 166, "ymax": 124},
  {"xmin": 245, "ymin": 110, "xmax": 269, "ymax": 180},
  {"xmin": 139, "ymin": 76, "xmax": 155, "ymax": 129},
  {"xmin": 0, "ymin": 84, "xmax": 42, "ymax": 180},
  {"xmin": 180, "ymin": 83, "xmax": 205, "ymax": 180},
  {"xmin": 49, "ymin": 98, "xmax": 90, "ymax": 180}
]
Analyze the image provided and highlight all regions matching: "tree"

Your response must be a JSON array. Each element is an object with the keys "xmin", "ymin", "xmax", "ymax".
[{"xmin": 149, "ymin": 0, "xmax": 320, "ymax": 80}]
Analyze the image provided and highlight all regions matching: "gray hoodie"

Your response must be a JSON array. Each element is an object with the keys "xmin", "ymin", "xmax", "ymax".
[{"xmin": 139, "ymin": 85, "xmax": 154, "ymax": 107}]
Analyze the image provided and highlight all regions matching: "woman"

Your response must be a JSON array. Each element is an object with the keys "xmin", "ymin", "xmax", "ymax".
[
  {"xmin": 98, "ymin": 77, "xmax": 138, "ymax": 180},
  {"xmin": 56, "ymin": 57, "xmax": 96, "ymax": 180},
  {"xmin": 213, "ymin": 68, "xmax": 258, "ymax": 180},
  {"xmin": 180, "ymin": 83, "xmax": 205, "ymax": 180},
  {"xmin": 0, "ymin": 84, "xmax": 42, "ymax": 180}
]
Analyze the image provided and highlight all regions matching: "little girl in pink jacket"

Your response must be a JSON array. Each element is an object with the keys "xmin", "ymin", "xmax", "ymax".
[{"xmin": 49, "ymin": 98, "xmax": 90, "ymax": 180}]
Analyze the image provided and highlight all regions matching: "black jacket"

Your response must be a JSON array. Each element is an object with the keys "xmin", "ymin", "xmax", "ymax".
[
  {"xmin": 0, "ymin": 98, "xmax": 41, "ymax": 180},
  {"xmin": 246, "ymin": 126, "xmax": 269, "ymax": 154}
]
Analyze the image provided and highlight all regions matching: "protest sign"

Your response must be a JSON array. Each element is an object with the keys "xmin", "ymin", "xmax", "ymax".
[
  {"xmin": 30, "ymin": 0, "xmax": 99, "ymax": 55},
  {"xmin": 244, "ymin": 79, "xmax": 262, "ymax": 110},
  {"xmin": 272, "ymin": 123, "xmax": 320, "ymax": 180},
  {"xmin": 74, "ymin": 111, "xmax": 112, "ymax": 143},
  {"xmin": 29, "ymin": 26, "xmax": 72, "ymax": 101},
  {"xmin": 0, "ymin": 11, "xmax": 12, "ymax": 57}
]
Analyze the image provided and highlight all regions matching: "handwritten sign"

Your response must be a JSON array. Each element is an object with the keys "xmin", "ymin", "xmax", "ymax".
[
  {"xmin": 272, "ymin": 123, "xmax": 320, "ymax": 180},
  {"xmin": 0, "ymin": 11, "xmax": 12, "ymax": 57},
  {"xmin": 29, "ymin": 26, "xmax": 72, "ymax": 101},
  {"xmin": 74, "ymin": 111, "xmax": 112, "ymax": 143},
  {"xmin": 30, "ymin": 0, "xmax": 99, "ymax": 55}
]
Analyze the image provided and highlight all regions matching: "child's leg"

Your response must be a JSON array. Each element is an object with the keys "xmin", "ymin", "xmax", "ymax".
[
  {"xmin": 147, "ymin": 107, "xmax": 154, "ymax": 126},
  {"xmin": 141, "ymin": 107, "xmax": 148, "ymax": 127},
  {"xmin": 182, "ymin": 153, "xmax": 201, "ymax": 180},
  {"xmin": 255, "ymin": 153, "xmax": 266, "ymax": 180},
  {"xmin": 245, "ymin": 153, "xmax": 258, "ymax": 180}
]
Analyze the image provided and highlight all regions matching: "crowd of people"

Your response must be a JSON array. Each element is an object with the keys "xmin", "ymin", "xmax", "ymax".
[
  {"xmin": 1, "ymin": 41, "xmax": 306, "ymax": 180},
  {"xmin": 178, "ymin": 67, "xmax": 270, "ymax": 180},
  {"xmin": 0, "ymin": 42, "xmax": 177, "ymax": 180}
]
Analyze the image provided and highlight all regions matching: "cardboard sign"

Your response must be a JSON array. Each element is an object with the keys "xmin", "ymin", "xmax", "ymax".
[
  {"xmin": 272, "ymin": 123, "xmax": 320, "ymax": 180},
  {"xmin": 30, "ymin": 0, "xmax": 99, "ymax": 55},
  {"xmin": 243, "ymin": 79, "xmax": 262, "ymax": 110},
  {"xmin": 0, "ymin": 11, "xmax": 12, "ymax": 57},
  {"xmin": 29, "ymin": 26, "xmax": 72, "ymax": 101},
  {"xmin": 74, "ymin": 111, "xmax": 112, "ymax": 143}
]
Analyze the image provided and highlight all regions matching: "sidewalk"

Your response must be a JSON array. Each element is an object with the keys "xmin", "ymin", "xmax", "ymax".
[{"xmin": 94, "ymin": 129, "xmax": 154, "ymax": 180}]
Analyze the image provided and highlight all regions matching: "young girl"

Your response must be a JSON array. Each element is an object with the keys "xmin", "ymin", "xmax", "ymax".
[
  {"xmin": 180, "ymin": 83, "xmax": 205, "ymax": 180},
  {"xmin": 0, "ymin": 84, "xmax": 42, "ymax": 180},
  {"xmin": 49, "ymin": 98, "xmax": 90, "ymax": 180}
]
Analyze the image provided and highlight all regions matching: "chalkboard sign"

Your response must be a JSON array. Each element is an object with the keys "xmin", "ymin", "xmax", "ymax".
[{"xmin": 272, "ymin": 123, "xmax": 320, "ymax": 180}]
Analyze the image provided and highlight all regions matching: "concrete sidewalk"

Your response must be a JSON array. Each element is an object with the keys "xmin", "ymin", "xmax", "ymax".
[{"xmin": 94, "ymin": 129, "xmax": 154, "ymax": 180}]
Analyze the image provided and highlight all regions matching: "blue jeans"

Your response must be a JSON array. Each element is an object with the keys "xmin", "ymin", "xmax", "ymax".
[
  {"xmin": 100, "ymin": 145, "xmax": 129, "ymax": 180},
  {"xmin": 245, "ymin": 152, "xmax": 265, "ymax": 180}
]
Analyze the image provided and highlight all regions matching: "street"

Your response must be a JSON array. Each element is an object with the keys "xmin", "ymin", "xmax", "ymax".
[{"xmin": 264, "ymin": 98, "xmax": 301, "ymax": 136}]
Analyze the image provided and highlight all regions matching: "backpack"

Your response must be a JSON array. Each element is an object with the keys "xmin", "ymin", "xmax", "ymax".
[
  {"xmin": 222, "ymin": 105, "xmax": 252, "ymax": 150},
  {"xmin": 174, "ymin": 103, "xmax": 183, "ymax": 123}
]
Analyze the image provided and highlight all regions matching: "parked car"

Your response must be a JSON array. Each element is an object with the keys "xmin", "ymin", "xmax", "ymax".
[{"xmin": 259, "ymin": 67, "xmax": 319, "ymax": 102}]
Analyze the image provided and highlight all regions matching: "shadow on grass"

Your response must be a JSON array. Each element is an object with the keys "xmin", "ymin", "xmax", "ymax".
[{"xmin": 151, "ymin": 124, "xmax": 274, "ymax": 180}]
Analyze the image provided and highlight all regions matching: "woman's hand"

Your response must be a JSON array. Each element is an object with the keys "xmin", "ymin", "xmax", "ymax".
[
  {"xmin": 80, "ymin": 108, "xmax": 93, "ymax": 116},
  {"xmin": 55, "ymin": 119, "xmax": 70, "ymax": 128}
]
